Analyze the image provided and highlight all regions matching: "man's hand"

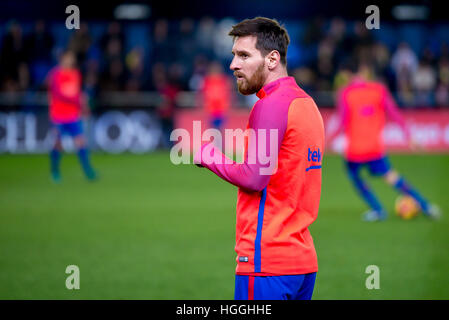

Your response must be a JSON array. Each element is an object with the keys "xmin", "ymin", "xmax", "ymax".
[
  {"xmin": 194, "ymin": 141, "xmax": 216, "ymax": 168},
  {"xmin": 193, "ymin": 144, "xmax": 204, "ymax": 168}
]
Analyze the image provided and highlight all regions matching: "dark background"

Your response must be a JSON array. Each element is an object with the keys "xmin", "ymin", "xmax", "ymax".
[{"xmin": 0, "ymin": 0, "xmax": 446, "ymax": 21}]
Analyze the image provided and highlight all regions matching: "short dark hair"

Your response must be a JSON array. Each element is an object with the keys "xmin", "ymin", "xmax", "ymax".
[{"xmin": 228, "ymin": 17, "xmax": 290, "ymax": 66}]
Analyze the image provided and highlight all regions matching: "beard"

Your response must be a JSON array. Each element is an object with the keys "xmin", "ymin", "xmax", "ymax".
[{"xmin": 236, "ymin": 61, "xmax": 266, "ymax": 95}]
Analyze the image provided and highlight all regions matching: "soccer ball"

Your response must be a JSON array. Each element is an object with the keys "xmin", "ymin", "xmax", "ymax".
[{"xmin": 395, "ymin": 195, "xmax": 420, "ymax": 220}]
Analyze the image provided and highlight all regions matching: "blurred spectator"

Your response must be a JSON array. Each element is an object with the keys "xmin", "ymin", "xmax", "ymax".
[
  {"xmin": 175, "ymin": 18, "xmax": 196, "ymax": 72},
  {"xmin": 329, "ymin": 17, "xmax": 351, "ymax": 65},
  {"xmin": 25, "ymin": 20, "xmax": 53, "ymax": 63},
  {"xmin": 421, "ymin": 46, "xmax": 437, "ymax": 66},
  {"xmin": 68, "ymin": 22, "xmax": 92, "ymax": 70},
  {"xmin": 195, "ymin": 17, "xmax": 216, "ymax": 58},
  {"xmin": 84, "ymin": 58, "xmax": 100, "ymax": 109},
  {"xmin": 435, "ymin": 83, "xmax": 449, "ymax": 107},
  {"xmin": 438, "ymin": 58, "xmax": 449, "ymax": 85},
  {"xmin": 391, "ymin": 42, "xmax": 419, "ymax": 80},
  {"xmin": 151, "ymin": 19, "xmax": 174, "ymax": 66},
  {"xmin": 100, "ymin": 22, "xmax": 125, "ymax": 78},
  {"xmin": 302, "ymin": 16, "xmax": 324, "ymax": 46},
  {"xmin": 292, "ymin": 67, "xmax": 316, "ymax": 92},
  {"xmin": 317, "ymin": 35, "xmax": 336, "ymax": 62},
  {"xmin": 352, "ymin": 21, "xmax": 375, "ymax": 48},
  {"xmin": 391, "ymin": 42, "xmax": 419, "ymax": 106},
  {"xmin": 333, "ymin": 67, "xmax": 351, "ymax": 91},
  {"xmin": 25, "ymin": 20, "xmax": 54, "ymax": 89},
  {"xmin": 397, "ymin": 72, "xmax": 415, "ymax": 107},
  {"xmin": 213, "ymin": 18, "xmax": 236, "ymax": 63},
  {"xmin": 153, "ymin": 63, "xmax": 179, "ymax": 149},
  {"xmin": 412, "ymin": 61, "xmax": 437, "ymax": 106},
  {"xmin": 315, "ymin": 36, "xmax": 336, "ymax": 90},
  {"xmin": 100, "ymin": 22, "xmax": 125, "ymax": 60},
  {"xmin": 0, "ymin": 21, "xmax": 29, "ymax": 91},
  {"xmin": 352, "ymin": 21, "xmax": 375, "ymax": 67},
  {"xmin": 125, "ymin": 46, "xmax": 146, "ymax": 91},
  {"xmin": 435, "ymin": 57, "xmax": 449, "ymax": 106},
  {"xmin": 189, "ymin": 54, "xmax": 209, "ymax": 91},
  {"xmin": 152, "ymin": 62, "xmax": 166, "ymax": 90},
  {"xmin": 163, "ymin": 18, "xmax": 196, "ymax": 89},
  {"xmin": 328, "ymin": 17, "xmax": 346, "ymax": 43},
  {"xmin": 99, "ymin": 58, "xmax": 125, "ymax": 91},
  {"xmin": 372, "ymin": 42, "xmax": 390, "ymax": 76},
  {"xmin": 167, "ymin": 62, "xmax": 188, "ymax": 90},
  {"xmin": 440, "ymin": 42, "xmax": 449, "ymax": 60}
]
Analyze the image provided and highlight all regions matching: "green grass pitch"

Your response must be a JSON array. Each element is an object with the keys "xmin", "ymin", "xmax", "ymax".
[{"xmin": 0, "ymin": 152, "xmax": 448, "ymax": 299}]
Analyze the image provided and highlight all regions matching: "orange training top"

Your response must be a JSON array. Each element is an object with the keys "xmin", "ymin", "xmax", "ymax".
[
  {"xmin": 48, "ymin": 67, "xmax": 82, "ymax": 123},
  {"xmin": 195, "ymin": 77, "xmax": 325, "ymax": 275},
  {"xmin": 336, "ymin": 77, "xmax": 409, "ymax": 162}
]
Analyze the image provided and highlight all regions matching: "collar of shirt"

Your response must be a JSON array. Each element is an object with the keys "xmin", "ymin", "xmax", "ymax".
[{"xmin": 256, "ymin": 76, "xmax": 296, "ymax": 99}]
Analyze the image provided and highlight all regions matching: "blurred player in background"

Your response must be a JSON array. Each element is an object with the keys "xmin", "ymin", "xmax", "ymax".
[
  {"xmin": 329, "ymin": 61, "xmax": 440, "ymax": 221},
  {"xmin": 194, "ymin": 17, "xmax": 324, "ymax": 300},
  {"xmin": 199, "ymin": 60, "xmax": 232, "ymax": 131},
  {"xmin": 47, "ymin": 50, "xmax": 97, "ymax": 182}
]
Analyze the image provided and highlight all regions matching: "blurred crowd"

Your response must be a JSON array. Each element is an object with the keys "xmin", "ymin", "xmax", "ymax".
[
  {"xmin": 1, "ymin": 17, "xmax": 449, "ymax": 108},
  {"xmin": 293, "ymin": 17, "xmax": 449, "ymax": 107}
]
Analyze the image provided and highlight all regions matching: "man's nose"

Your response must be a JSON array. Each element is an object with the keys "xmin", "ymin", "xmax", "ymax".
[{"xmin": 230, "ymin": 57, "xmax": 239, "ymax": 71}]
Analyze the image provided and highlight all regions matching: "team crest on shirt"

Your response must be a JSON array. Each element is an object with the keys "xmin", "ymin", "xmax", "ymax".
[{"xmin": 306, "ymin": 147, "xmax": 322, "ymax": 172}]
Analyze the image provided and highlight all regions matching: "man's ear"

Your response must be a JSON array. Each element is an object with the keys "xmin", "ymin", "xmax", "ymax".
[{"xmin": 267, "ymin": 50, "xmax": 281, "ymax": 70}]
